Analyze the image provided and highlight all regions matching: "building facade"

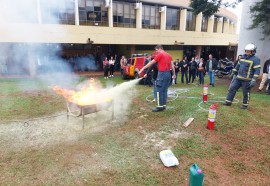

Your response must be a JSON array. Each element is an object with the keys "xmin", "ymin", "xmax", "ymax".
[{"xmin": 0, "ymin": 0, "xmax": 238, "ymax": 76}]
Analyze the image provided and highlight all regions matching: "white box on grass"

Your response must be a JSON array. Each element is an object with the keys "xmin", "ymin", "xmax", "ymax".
[{"xmin": 159, "ymin": 150, "xmax": 179, "ymax": 167}]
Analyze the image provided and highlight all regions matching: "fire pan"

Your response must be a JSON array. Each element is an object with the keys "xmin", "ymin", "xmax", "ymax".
[{"xmin": 66, "ymin": 100, "xmax": 114, "ymax": 129}]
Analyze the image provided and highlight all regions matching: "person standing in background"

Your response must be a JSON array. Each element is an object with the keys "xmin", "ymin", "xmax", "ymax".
[
  {"xmin": 195, "ymin": 55, "xmax": 200, "ymax": 78},
  {"xmin": 103, "ymin": 57, "xmax": 109, "ymax": 79},
  {"xmin": 197, "ymin": 58, "xmax": 205, "ymax": 86},
  {"xmin": 173, "ymin": 58, "xmax": 180, "ymax": 84},
  {"xmin": 139, "ymin": 45, "xmax": 176, "ymax": 112},
  {"xmin": 109, "ymin": 56, "xmax": 115, "ymax": 77},
  {"xmin": 189, "ymin": 57, "xmax": 197, "ymax": 84},
  {"xmin": 180, "ymin": 56, "xmax": 189, "ymax": 84},
  {"xmin": 206, "ymin": 54, "xmax": 218, "ymax": 87},
  {"xmin": 143, "ymin": 54, "xmax": 152, "ymax": 86},
  {"xmin": 257, "ymin": 59, "xmax": 270, "ymax": 92}
]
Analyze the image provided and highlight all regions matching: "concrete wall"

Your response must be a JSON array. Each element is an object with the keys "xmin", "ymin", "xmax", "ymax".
[
  {"xmin": 0, "ymin": 23, "xmax": 238, "ymax": 46},
  {"xmin": 238, "ymin": 0, "xmax": 270, "ymax": 66}
]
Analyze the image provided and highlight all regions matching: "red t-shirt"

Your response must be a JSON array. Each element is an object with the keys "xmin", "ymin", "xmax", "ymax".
[{"xmin": 154, "ymin": 51, "xmax": 172, "ymax": 72}]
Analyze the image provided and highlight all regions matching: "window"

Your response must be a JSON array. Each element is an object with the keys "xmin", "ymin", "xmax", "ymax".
[
  {"xmin": 79, "ymin": 0, "xmax": 108, "ymax": 26},
  {"xmin": 213, "ymin": 17, "xmax": 218, "ymax": 32},
  {"xmin": 142, "ymin": 5, "xmax": 160, "ymax": 29},
  {"xmin": 201, "ymin": 15, "xmax": 208, "ymax": 32},
  {"xmin": 222, "ymin": 18, "xmax": 226, "ymax": 33},
  {"xmin": 186, "ymin": 10, "xmax": 196, "ymax": 31},
  {"xmin": 166, "ymin": 8, "xmax": 180, "ymax": 30},
  {"xmin": 113, "ymin": 1, "xmax": 136, "ymax": 28},
  {"xmin": 40, "ymin": 0, "xmax": 75, "ymax": 25}
]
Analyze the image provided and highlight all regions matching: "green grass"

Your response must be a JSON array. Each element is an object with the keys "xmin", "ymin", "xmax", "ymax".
[{"xmin": 0, "ymin": 75, "xmax": 270, "ymax": 185}]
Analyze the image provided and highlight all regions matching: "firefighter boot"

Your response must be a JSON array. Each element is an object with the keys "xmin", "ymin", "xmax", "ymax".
[
  {"xmin": 152, "ymin": 107, "xmax": 165, "ymax": 112},
  {"xmin": 223, "ymin": 101, "xmax": 232, "ymax": 106},
  {"xmin": 240, "ymin": 105, "xmax": 248, "ymax": 109}
]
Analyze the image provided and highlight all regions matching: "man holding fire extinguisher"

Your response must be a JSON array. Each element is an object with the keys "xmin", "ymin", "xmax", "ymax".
[
  {"xmin": 223, "ymin": 43, "xmax": 261, "ymax": 109},
  {"xmin": 139, "ymin": 45, "xmax": 176, "ymax": 112}
]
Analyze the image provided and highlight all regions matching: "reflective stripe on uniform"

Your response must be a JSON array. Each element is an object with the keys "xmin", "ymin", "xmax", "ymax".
[
  {"xmin": 157, "ymin": 92, "xmax": 160, "ymax": 107},
  {"xmin": 254, "ymin": 65, "xmax": 261, "ymax": 69},
  {"xmin": 236, "ymin": 75, "xmax": 252, "ymax": 81},
  {"xmin": 226, "ymin": 100, "xmax": 232, "ymax": 103}
]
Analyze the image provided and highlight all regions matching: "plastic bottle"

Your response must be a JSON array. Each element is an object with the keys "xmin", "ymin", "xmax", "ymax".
[
  {"xmin": 159, "ymin": 150, "xmax": 179, "ymax": 167},
  {"xmin": 189, "ymin": 163, "xmax": 204, "ymax": 186}
]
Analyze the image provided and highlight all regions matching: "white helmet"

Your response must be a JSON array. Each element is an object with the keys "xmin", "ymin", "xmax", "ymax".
[{"xmin": 244, "ymin": 43, "xmax": 257, "ymax": 55}]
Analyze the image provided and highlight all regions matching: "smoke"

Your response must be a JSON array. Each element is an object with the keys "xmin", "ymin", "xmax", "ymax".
[
  {"xmin": 0, "ymin": 0, "xmax": 97, "ymax": 88},
  {"xmin": 106, "ymin": 78, "xmax": 141, "ymax": 118}
]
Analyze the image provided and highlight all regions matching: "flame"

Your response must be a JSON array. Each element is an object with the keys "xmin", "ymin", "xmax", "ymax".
[{"xmin": 49, "ymin": 79, "xmax": 111, "ymax": 106}]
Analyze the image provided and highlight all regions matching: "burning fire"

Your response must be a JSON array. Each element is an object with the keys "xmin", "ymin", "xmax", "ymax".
[{"xmin": 49, "ymin": 79, "xmax": 111, "ymax": 106}]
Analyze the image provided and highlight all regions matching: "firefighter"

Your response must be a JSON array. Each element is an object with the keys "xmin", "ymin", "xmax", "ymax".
[{"xmin": 223, "ymin": 43, "xmax": 261, "ymax": 109}]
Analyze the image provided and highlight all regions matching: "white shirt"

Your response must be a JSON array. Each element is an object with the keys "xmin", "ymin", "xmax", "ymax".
[{"xmin": 109, "ymin": 59, "xmax": 115, "ymax": 65}]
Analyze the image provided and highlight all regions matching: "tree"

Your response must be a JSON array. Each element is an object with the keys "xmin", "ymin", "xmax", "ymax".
[
  {"xmin": 190, "ymin": 0, "xmax": 270, "ymax": 37},
  {"xmin": 189, "ymin": 0, "xmax": 222, "ymax": 18},
  {"xmin": 248, "ymin": 0, "xmax": 270, "ymax": 38}
]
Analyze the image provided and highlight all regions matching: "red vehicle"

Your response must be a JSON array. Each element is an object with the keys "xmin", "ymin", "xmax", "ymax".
[{"xmin": 121, "ymin": 53, "xmax": 148, "ymax": 80}]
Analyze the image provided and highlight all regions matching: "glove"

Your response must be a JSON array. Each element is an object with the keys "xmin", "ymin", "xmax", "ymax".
[
  {"xmin": 249, "ymin": 80, "xmax": 256, "ymax": 88},
  {"xmin": 229, "ymin": 73, "xmax": 234, "ymax": 80}
]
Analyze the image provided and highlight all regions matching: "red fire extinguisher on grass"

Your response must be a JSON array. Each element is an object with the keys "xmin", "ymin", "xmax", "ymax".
[
  {"xmin": 207, "ymin": 104, "xmax": 218, "ymax": 130},
  {"xmin": 203, "ymin": 84, "xmax": 208, "ymax": 102}
]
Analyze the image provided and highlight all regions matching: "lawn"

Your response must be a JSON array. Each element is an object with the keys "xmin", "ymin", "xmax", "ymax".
[{"xmin": 0, "ymin": 75, "xmax": 269, "ymax": 185}]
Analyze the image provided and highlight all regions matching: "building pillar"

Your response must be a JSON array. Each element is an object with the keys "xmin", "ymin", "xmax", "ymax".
[
  {"xmin": 229, "ymin": 22, "xmax": 234, "ymax": 34},
  {"xmin": 160, "ymin": 6, "xmax": 167, "ymax": 30},
  {"xmin": 135, "ymin": 3, "xmax": 142, "ymax": 29},
  {"xmin": 233, "ymin": 24, "xmax": 237, "ymax": 34},
  {"xmin": 195, "ymin": 12, "xmax": 202, "ymax": 32},
  {"xmin": 130, "ymin": 45, "xmax": 136, "ymax": 55},
  {"xmin": 196, "ymin": 46, "xmax": 202, "ymax": 57},
  {"xmin": 107, "ymin": 0, "xmax": 113, "ymax": 27},
  {"xmin": 28, "ymin": 46, "xmax": 37, "ymax": 77},
  {"xmin": 74, "ymin": 0, "xmax": 79, "ymax": 25},
  {"xmin": 207, "ymin": 15, "xmax": 214, "ymax": 33},
  {"xmin": 180, "ymin": 9, "xmax": 187, "ymax": 31},
  {"xmin": 36, "ymin": 0, "xmax": 42, "ymax": 24},
  {"xmin": 217, "ymin": 17, "xmax": 223, "ymax": 33}
]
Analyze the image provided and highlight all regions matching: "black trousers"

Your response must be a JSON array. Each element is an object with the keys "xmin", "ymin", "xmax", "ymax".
[
  {"xmin": 226, "ymin": 78, "xmax": 251, "ymax": 106},
  {"xmin": 181, "ymin": 71, "xmax": 188, "ymax": 84}
]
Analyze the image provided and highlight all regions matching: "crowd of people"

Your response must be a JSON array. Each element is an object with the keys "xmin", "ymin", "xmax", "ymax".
[{"xmin": 138, "ymin": 43, "xmax": 269, "ymax": 112}]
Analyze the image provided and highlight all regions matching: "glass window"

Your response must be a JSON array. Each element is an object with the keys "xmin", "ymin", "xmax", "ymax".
[
  {"xmin": 222, "ymin": 18, "xmax": 226, "ymax": 33},
  {"xmin": 213, "ymin": 17, "xmax": 218, "ymax": 32},
  {"xmin": 40, "ymin": 0, "xmax": 75, "ymax": 25},
  {"xmin": 201, "ymin": 15, "xmax": 208, "ymax": 32},
  {"xmin": 142, "ymin": 5, "xmax": 160, "ymax": 29},
  {"xmin": 79, "ymin": 0, "xmax": 108, "ymax": 26},
  {"xmin": 113, "ymin": 1, "xmax": 135, "ymax": 28},
  {"xmin": 186, "ymin": 10, "xmax": 196, "ymax": 31},
  {"xmin": 166, "ymin": 8, "xmax": 180, "ymax": 30}
]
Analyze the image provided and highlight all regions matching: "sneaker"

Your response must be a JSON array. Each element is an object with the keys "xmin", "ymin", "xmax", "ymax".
[
  {"xmin": 223, "ymin": 102, "xmax": 232, "ymax": 106},
  {"xmin": 152, "ymin": 99, "xmax": 156, "ymax": 102},
  {"xmin": 240, "ymin": 105, "xmax": 248, "ymax": 109}
]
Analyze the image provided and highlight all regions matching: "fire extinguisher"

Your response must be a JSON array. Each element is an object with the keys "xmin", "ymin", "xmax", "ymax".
[
  {"xmin": 203, "ymin": 84, "xmax": 208, "ymax": 102},
  {"xmin": 207, "ymin": 104, "xmax": 218, "ymax": 130}
]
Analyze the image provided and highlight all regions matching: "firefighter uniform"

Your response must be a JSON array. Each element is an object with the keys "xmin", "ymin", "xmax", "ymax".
[{"xmin": 224, "ymin": 54, "xmax": 261, "ymax": 108}]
